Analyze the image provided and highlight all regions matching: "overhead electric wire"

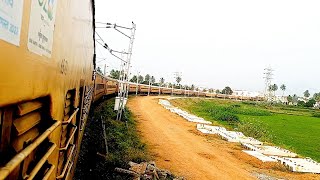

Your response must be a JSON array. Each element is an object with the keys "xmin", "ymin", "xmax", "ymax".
[
  {"xmin": 95, "ymin": 31, "xmax": 128, "ymax": 62},
  {"xmin": 95, "ymin": 22, "xmax": 133, "ymax": 30},
  {"xmin": 95, "ymin": 31, "xmax": 106, "ymax": 44},
  {"xmin": 96, "ymin": 45, "xmax": 121, "ymax": 69},
  {"xmin": 114, "ymin": 28, "xmax": 130, "ymax": 38}
]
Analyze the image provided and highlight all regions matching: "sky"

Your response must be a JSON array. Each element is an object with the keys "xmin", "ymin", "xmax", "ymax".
[{"xmin": 95, "ymin": 0, "xmax": 320, "ymax": 96}]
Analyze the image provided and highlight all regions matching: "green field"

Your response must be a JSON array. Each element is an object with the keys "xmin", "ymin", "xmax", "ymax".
[{"xmin": 171, "ymin": 98, "xmax": 320, "ymax": 161}]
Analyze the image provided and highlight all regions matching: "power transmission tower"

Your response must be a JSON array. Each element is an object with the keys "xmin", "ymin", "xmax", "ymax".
[{"xmin": 263, "ymin": 66, "xmax": 274, "ymax": 102}]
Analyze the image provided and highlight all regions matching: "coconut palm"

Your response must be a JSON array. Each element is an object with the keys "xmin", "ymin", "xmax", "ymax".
[{"xmin": 280, "ymin": 84, "xmax": 286, "ymax": 97}]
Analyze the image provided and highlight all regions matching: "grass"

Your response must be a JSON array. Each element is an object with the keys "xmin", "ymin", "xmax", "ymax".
[
  {"xmin": 96, "ymin": 99, "xmax": 150, "ymax": 166},
  {"xmin": 171, "ymin": 98, "xmax": 320, "ymax": 162},
  {"xmin": 75, "ymin": 98, "xmax": 149, "ymax": 180}
]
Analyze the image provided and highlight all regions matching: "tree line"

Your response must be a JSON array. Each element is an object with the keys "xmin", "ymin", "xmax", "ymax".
[
  {"xmin": 268, "ymin": 83, "xmax": 319, "ymax": 107},
  {"xmin": 107, "ymin": 69, "xmax": 234, "ymax": 94}
]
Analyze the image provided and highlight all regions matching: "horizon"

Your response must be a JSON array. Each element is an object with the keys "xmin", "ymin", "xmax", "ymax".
[{"xmin": 95, "ymin": 0, "xmax": 320, "ymax": 97}]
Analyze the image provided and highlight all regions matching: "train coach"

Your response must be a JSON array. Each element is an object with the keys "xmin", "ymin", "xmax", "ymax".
[
  {"xmin": 128, "ymin": 83, "xmax": 139, "ymax": 94},
  {"xmin": 0, "ymin": 1, "xmax": 96, "ymax": 180},
  {"xmin": 150, "ymin": 86, "xmax": 160, "ymax": 94}
]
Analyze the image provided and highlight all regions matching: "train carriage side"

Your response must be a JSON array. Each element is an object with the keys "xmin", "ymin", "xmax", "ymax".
[
  {"xmin": 139, "ymin": 84, "xmax": 150, "ymax": 94},
  {"xmin": 199, "ymin": 92, "xmax": 206, "ymax": 97},
  {"xmin": 105, "ymin": 77, "xmax": 118, "ymax": 95},
  {"xmin": 128, "ymin": 83, "xmax": 138, "ymax": 93},
  {"xmin": 173, "ymin": 89, "xmax": 183, "ymax": 95},
  {"xmin": 0, "ymin": 1, "xmax": 95, "ymax": 180},
  {"xmin": 150, "ymin": 86, "xmax": 160, "ymax": 94},
  {"xmin": 162, "ymin": 87, "xmax": 173, "ymax": 95},
  {"xmin": 93, "ymin": 72, "xmax": 107, "ymax": 102}
]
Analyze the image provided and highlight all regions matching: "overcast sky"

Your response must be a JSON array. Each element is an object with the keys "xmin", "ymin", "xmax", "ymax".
[{"xmin": 95, "ymin": 0, "xmax": 320, "ymax": 96}]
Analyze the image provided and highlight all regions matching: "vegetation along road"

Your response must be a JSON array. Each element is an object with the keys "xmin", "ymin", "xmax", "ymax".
[
  {"xmin": 171, "ymin": 98, "xmax": 320, "ymax": 162},
  {"xmin": 127, "ymin": 96, "xmax": 320, "ymax": 180}
]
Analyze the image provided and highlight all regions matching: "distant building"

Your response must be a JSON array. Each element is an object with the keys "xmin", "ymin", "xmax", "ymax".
[
  {"xmin": 298, "ymin": 97, "xmax": 307, "ymax": 103},
  {"xmin": 275, "ymin": 96, "xmax": 288, "ymax": 104}
]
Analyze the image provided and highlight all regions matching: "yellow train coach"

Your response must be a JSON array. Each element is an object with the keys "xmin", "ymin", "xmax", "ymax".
[
  {"xmin": 105, "ymin": 77, "xmax": 118, "ymax": 96},
  {"xmin": 0, "ymin": 1, "xmax": 95, "ymax": 180},
  {"xmin": 128, "ymin": 83, "xmax": 138, "ymax": 93}
]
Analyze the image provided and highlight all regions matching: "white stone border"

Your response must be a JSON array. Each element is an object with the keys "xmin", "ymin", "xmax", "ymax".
[{"xmin": 158, "ymin": 99, "xmax": 320, "ymax": 174}]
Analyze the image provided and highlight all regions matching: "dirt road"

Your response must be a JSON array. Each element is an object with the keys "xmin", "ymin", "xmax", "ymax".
[{"xmin": 127, "ymin": 96, "xmax": 319, "ymax": 180}]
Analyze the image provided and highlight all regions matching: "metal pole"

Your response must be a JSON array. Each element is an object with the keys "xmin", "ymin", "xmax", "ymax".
[
  {"xmin": 171, "ymin": 83, "xmax": 173, "ymax": 96},
  {"xmin": 136, "ymin": 71, "xmax": 139, "ymax": 96},
  {"xmin": 116, "ymin": 22, "xmax": 136, "ymax": 121},
  {"xmin": 148, "ymin": 79, "xmax": 151, "ymax": 96}
]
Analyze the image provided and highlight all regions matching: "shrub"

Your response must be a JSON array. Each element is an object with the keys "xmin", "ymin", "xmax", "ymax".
[
  {"xmin": 241, "ymin": 101, "xmax": 257, "ymax": 106},
  {"xmin": 297, "ymin": 100, "xmax": 306, "ymax": 107},
  {"xmin": 231, "ymin": 104, "xmax": 241, "ymax": 108},
  {"xmin": 305, "ymin": 99, "xmax": 316, "ymax": 108},
  {"xmin": 233, "ymin": 107, "xmax": 271, "ymax": 116},
  {"xmin": 206, "ymin": 106, "xmax": 240, "ymax": 123},
  {"xmin": 312, "ymin": 113, "xmax": 320, "ymax": 118},
  {"xmin": 216, "ymin": 111, "xmax": 239, "ymax": 122},
  {"xmin": 237, "ymin": 119, "xmax": 273, "ymax": 142}
]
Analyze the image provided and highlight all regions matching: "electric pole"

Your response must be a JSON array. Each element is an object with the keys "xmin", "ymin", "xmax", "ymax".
[
  {"xmin": 115, "ymin": 22, "xmax": 136, "ymax": 121},
  {"xmin": 136, "ymin": 71, "xmax": 140, "ymax": 96}
]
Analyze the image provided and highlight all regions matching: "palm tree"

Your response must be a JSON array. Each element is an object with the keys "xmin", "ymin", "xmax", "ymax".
[
  {"xmin": 304, "ymin": 90, "xmax": 310, "ymax": 99},
  {"xmin": 280, "ymin": 84, "xmax": 286, "ymax": 97},
  {"xmin": 159, "ymin": 77, "xmax": 165, "ymax": 86},
  {"xmin": 190, "ymin": 84, "xmax": 195, "ymax": 90},
  {"xmin": 176, "ymin": 76, "xmax": 182, "ymax": 85},
  {"xmin": 272, "ymin": 84, "xmax": 278, "ymax": 95},
  {"xmin": 138, "ymin": 75, "xmax": 144, "ymax": 83},
  {"xmin": 268, "ymin": 84, "xmax": 278, "ymax": 101},
  {"xmin": 150, "ymin": 76, "xmax": 155, "ymax": 84},
  {"xmin": 144, "ymin": 74, "xmax": 150, "ymax": 84}
]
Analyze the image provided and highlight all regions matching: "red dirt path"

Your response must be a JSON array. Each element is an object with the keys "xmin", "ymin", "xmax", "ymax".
[{"xmin": 127, "ymin": 96, "xmax": 320, "ymax": 180}]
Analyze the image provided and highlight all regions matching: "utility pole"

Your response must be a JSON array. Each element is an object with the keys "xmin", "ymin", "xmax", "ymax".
[
  {"xmin": 116, "ymin": 22, "xmax": 136, "ymax": 121},
  {"xmin": 104, "ymin": 64, "xmax": 107, "ymax": 75},
  {"xmin": 159, "ymin": 82, "xmax": 161, "ymax": 96},
  {"xmin": 136, "ymin": 71, "xmax": 140, "ymax": 96},
  {"xmin": 171, "ymin": 82, "xmax": 174, "ymax": 96},
  {"xmin": 96, "ymin": 21, "xmax": 136, "ymax": 121},
  {"xmin": 148, "ymin": 78, "xmax": 151, "ymax": 96}
]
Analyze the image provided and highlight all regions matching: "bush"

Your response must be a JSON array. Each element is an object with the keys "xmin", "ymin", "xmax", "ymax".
[
  {"xmin": 233, "ymin": 107, "xmax": 271, "ymax": 116},
  {"xmin": 297, "ymin": 100, "xmax": 306, "ymax": 107},
  {"xmin": 241, "ymin": 101, "xmax": 257, "ymax": 106},
  {"xmin": 305, "ymin": 99, "xmax": 316, "ymax": 108},
  {"xmin": 312, "ymin": 113, "xmax": 320, "ymax": 118},
  {"xmin": 237, "ymin": 119, "xmax": 273, "ymax": 142},
  {"xmin": 206, "ymin": 106, "xmax": 239, "ymax": 123},
  {"xmin": 231, "ymin": 104, "xmax": 241, "ymax": 108},
  {"xmin": 216, "ymin": 111, "xmax": 239, "ymax": 122}
]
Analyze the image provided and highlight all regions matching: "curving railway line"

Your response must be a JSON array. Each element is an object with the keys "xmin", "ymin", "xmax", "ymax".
[{"xmin": 0, "ymin": 1, "xmax": 263, "ymax": 180}]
